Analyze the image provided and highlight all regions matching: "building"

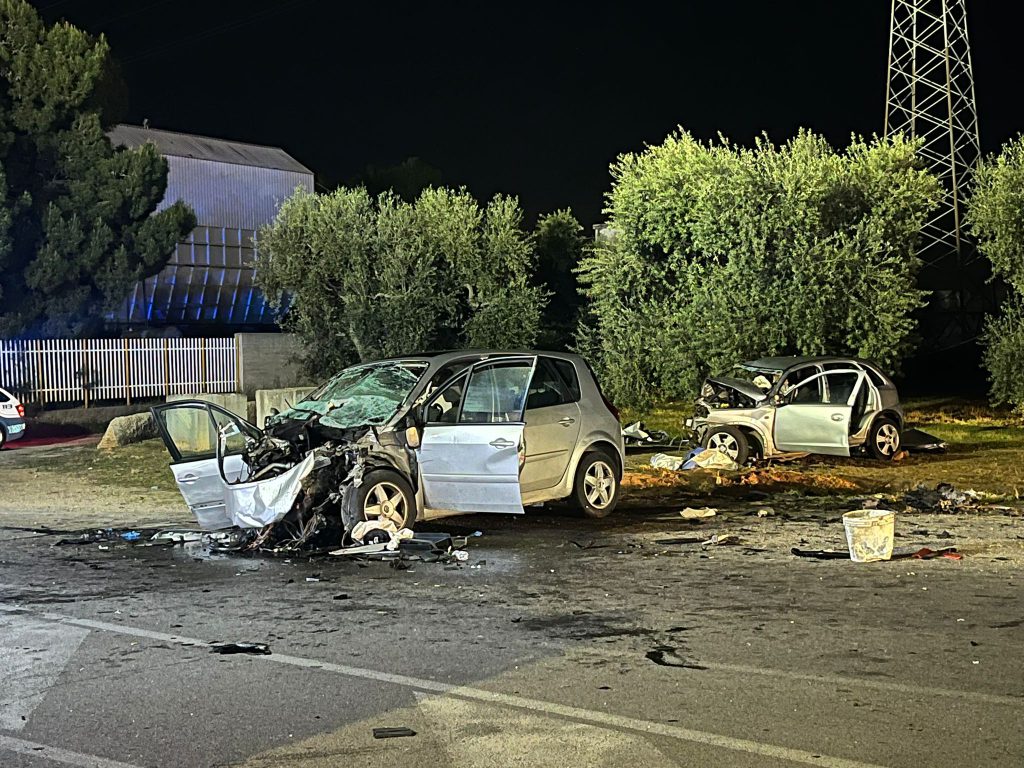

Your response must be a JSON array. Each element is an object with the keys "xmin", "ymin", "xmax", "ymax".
[{"xmin": 107, "ymin": 125, "xmax": 314, "ymax": 333}]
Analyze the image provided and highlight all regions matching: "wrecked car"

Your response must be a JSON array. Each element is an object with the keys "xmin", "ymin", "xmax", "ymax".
[
  {"xmin": 150, "ymin": 351, "xmax": 625, "ymax": 551},
  {"xmin": 686, "ymin": 356, "xmax": 904, "ymax": 463}
]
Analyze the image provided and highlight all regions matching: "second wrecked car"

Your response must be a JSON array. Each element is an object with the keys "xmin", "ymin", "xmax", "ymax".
[
  {"xmin": 686, "ymin": 356, "xmax": 905, "ymax": 464},
  {"xmin": 151, "ymin": 351, "xmax": 625, "ymax": 550}
]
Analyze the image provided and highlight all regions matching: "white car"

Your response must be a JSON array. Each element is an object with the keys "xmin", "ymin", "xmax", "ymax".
[
  {"xmin": 0, "ymin": 387, "xmax": 27, "ymax": 449},
  {"xmin": 151, "ymin": 352, "xmax": 625, "ymax": 544}
]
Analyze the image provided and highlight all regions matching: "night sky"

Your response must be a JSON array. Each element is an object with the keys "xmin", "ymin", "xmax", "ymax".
[{"xmin": 33, "ymin": 0, "xmax": 1024, "ymax": 226}]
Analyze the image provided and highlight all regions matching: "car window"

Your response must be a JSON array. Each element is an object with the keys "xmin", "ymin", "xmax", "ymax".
[
  {"xmin": 825, "ymin": 371, "xmax": 862, "ymax": 405},
  {"xmin": 425, "ymin": 371, "xmax": 468, "ymax": 424},
  {"xmin": 423, "ymin": 358, "xmax": 478, "ymax": 399},
  {"xmin": 211, "ymin": 409, "xmax": 251, "ymax": 455},
  {"xmin": 460, "ymin": 361, "xmax": 533, "ymax": 423},
  {"xmin": 0, "ymin": 389, "xmax": 9, "ymax": 404},
  {"xmin": 862, "ymin": 365, "xmax": 888, "ymax": 387},
  {"xmin": 527, "ymin": 359, "xmax": 573, "ymax": 410},
  {"xmin": 160, "ymin": 406, "xmax": 217, "ymax": 460},
  {"xmin": 550, "ymin": 358, "xmax": 581, "ymax": 402},
  {"xmin": 787, "ymin": 375, "xmax": 825, "ymax": 404}
]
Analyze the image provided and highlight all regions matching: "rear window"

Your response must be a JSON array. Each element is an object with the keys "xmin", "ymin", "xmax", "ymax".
[
  {"xmin": 550, "ymin": 358, "xmax": 581, "ymax": 402},
  {"xmin": 0, "ymin": 389, "xmax": 10, "ymax": 404}
]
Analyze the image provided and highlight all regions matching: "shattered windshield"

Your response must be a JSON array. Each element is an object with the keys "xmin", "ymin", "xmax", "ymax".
[
  {"xmin": 274, "ymin": 362, "xmax": 428, "ymax": 429},
  {"xmin": 727, "ymin": 365, "xmax": 782, "ymax": 391}
]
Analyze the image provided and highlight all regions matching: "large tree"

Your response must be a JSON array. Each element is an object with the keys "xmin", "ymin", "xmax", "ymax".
[
  {"xmin": 255, "ymin": 186, "xmax": 547, "ymax": 377},
  {"xmin": 533, "ymin": 209, "xmax": 588, "ymax": 350},
  {"xmin": 0, "ymin": 0, "xmax": 194, "ymax": 337},
  {"xmin": 577, "ymin": 129, "xmax": 942, "ymax": 407},
  {"xmin": 967, "ymin": 135, "xmax": 1024, "ymax": 412}
]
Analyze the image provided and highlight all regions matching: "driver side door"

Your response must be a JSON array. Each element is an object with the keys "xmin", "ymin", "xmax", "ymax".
[
  {"xmin": 773, "ymin": 370, "xmax": 866, "ymax": 455},
  {"xmin": 150, "ymin": 402, "xmax": 259, "ymax": 529},
  {"xmin": 418, "ymin": 356, "xmax": 536, "ymax": 514}
]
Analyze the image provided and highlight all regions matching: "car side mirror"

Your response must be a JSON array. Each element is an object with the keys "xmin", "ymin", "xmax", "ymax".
[{"xmin": 405, "ymin": 425, "xmax": 421, "ymax": 449}]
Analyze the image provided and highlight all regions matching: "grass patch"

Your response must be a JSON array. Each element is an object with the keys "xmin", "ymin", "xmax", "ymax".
[{"xmin": 7, "ymin": 438, "xmax": 177, "ymax": 494}]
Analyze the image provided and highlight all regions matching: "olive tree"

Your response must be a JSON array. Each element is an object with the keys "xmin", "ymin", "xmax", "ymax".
[
  {"xmin": 255, "ymin": 186, "xmax": 547, "ymax": 377},
  {"xmin": 967, "ymin": 135, "xmax": 1024, "ymax": 412},
  {"xmin": 578, "ymin": 129, "xmax": 942, "ymax": 407}
]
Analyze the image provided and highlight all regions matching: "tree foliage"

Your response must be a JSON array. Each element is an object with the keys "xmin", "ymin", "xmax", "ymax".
[
  {"xmin": 577, "ymin": 129, "xmax": 942, "ymax": 407},
  {"xmin": 534, "ymin": 209, "xmax": 588, "ymax": 349},
  {"xmin": 0, "ymin": 0, "xmax": 194, "ymax": 338},
  {"xmin": 255, "ymin": 186, "xmax": 547, "ymax": 377},
  {"xmin": 967, "ymin": 135, "xmax": 1024, "ymax": 412}
]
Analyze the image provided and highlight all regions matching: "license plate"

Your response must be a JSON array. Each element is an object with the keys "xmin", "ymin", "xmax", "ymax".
[{"xmin": 8, "ymin": 423, "xmax": 25, "ymax": 434}]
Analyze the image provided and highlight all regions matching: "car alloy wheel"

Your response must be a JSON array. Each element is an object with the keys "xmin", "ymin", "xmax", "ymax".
[
  {"xmin": 875, "ymin": 423, "xmax": 900, "ymax": 456},
  {"xmin": 707, "ymin": 431, "xmax": 740, "ymax": 461},
  {"xmin": 583, "ymin": 459, "xmax": 616, "ymax": 509},
  {"xmin": 363, "ymin": 481, "xmax": 409, "ymax": 529}
]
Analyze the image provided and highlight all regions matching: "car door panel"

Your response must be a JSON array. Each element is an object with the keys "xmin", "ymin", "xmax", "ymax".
[
  {"xmin": 417, "ymin": 356, "xmax": 536, "ymax": 514},
  {"xmin": 419, "ymin": 423, "xmax": 525, "ymax": 513},
  {"xmin": 521, "ymin": 403, "xmax": 581, "ymax": 492},
  {"xmin": 774, "ymin": 370, "xmax": 865, "ymax": 455},
  {"xmin": 151, "ymin": 402, "xmax": 258, "ymax": 529}
]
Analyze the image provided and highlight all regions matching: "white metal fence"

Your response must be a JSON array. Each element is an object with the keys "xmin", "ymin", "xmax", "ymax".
[{"xmin": 0, "ymin": 338, "xmax": 238, "ymax": 406}]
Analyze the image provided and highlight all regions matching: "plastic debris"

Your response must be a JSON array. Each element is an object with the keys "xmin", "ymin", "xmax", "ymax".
[
  {"xmin": 791, "ymin": 547, "xmax": 850, "ymax": 560},
  {"xmin": 679, "ymin": 507, "xmax": 718, "ymax": 519},
  {"xmin": 209, "ymin": 642, "xmax": 271, "ymax": 655},
  {"xmin": 645, "ymin": 646, "xmax": 707, "ymax": 669},
  {"xmin": 452, "ymin": 549, "xmax": 470, "ymax": 562},
  {"xmin": 373, "ymin": 727, "xmax": 416, "ymax": 739},
  {"xmin": 120, "ymin": 531, "xmax": 141, "ymax": 541}
]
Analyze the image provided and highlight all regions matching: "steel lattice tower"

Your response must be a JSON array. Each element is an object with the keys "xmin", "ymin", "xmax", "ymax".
[{"xmin": 884, "ymin": 0, "xmax": 980, "ymax": 264}]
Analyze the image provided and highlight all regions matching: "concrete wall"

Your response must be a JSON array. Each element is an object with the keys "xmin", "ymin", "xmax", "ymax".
[
  {"xmin": 166, "ymin": 392, "xmax": 248, "ymax": 420},
  {"xmin": 255, "ymin": 387, "xmax": 316, "ymax": 428},
  {"xmin": 236, "ymin": 333, "xmax": 311, "ymax": 397}
]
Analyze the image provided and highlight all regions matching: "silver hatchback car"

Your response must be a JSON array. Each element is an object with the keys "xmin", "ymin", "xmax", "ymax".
[
  {"xmin": 687, "ymin": 356, "xmax": 904, "ymax": 463},
  {"xmin": 152, "ymin": 351, "xmax": 625, "ymax": 537}
]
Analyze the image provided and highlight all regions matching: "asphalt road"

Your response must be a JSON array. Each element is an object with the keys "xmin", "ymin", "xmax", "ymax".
[{"xmin": 1, "ymin": 505, "xmax": 1022, "ymax": 768}]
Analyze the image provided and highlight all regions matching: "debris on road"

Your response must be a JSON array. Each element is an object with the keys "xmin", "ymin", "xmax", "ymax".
[
  {"xmin": 651, "ymin": 448, "xmax": 739, "ymax": 471},
  {"xmin": 679, "ymin": 507, "xmax": 718, "ymax": 519},
  {"xmin": 843, "ymin": 509, "xmax": 895, "ymax": 562},
  {"xmin": 903, "ymin": 483, "xmax": 986, "ymax": 513},
  {"xmin": 645, "ymin": 646, "xmax": 707, "ymax": 670},
  {"xmin": 622, "ymin": 421, "xmax": 686, "ymax": 449},
  {"xmin": 372, "ymin": 727, "xmax": 417, "ymax": 739},
  {"xmin": 209, "ymin": 642, "xmax": 271, "ymax": 655},
  {"xmin": 902, "ymin": 428, "xmax": 948, "ymax": 453},
  {"xmin": 791, "ymin": 547, "xmax": 851, "ymax": 560}
]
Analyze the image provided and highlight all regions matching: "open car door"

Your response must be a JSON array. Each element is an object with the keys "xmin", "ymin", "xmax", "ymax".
[
  {"xmin": 773, "ymin": 370, "xmax": 866, "ymax": 456},
  {"xmin": 418, "ymin": 356, "xmax": 536, "ymax": 514},
  {"xmin": 150, "ymin": 401, "xmax": 261, "ymax": 529}
]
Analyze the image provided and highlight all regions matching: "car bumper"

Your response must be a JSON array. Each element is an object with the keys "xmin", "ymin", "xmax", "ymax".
[{"xmin": 1, "ymin": 417, "xmax": 26, "ymax": 442}]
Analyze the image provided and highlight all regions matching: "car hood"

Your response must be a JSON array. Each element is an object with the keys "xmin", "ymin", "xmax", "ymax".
[{"xmin": 705, "ymin": 376, "xmax": 770, "ymax": 404}]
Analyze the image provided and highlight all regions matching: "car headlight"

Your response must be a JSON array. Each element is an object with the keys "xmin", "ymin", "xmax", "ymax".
[{"xmin": 700, "ymin": 382, "xmax": 714, "ymax": 398}]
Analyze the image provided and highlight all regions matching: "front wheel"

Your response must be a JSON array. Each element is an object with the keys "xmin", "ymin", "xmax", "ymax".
[
  {"xmin": 867, "ymin": 418, "xmax": 901, "ymax": 460},
  {"xmin": 702, "ymin": 425, "xmax": 749, "ymax": 465},
  {"xmin": 354, "ymin": 469, "xmax": 416, "ymax": 530},
  {"xmin": 572, "ymin": 451, "xmax": 620, "ymax": 518}
]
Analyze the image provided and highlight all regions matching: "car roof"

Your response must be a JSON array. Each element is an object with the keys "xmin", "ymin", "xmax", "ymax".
[
  {"xmin": 740, "ymin": 355, "xmax": 868, "ymax": 372},
  {"xmin": 372, "ymin": 349, "xmax": 586, "ymax": 365}
]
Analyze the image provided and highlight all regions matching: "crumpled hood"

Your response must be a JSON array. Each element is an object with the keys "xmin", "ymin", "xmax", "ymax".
[{"xmin": 704, "ymin": 376, "xmax": 770, "ymax": 404}]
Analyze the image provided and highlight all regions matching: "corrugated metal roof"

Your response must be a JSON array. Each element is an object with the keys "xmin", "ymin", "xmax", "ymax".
[{"xmin": 108, "ymin": 124, "xmax": 312, "ymax": 175}]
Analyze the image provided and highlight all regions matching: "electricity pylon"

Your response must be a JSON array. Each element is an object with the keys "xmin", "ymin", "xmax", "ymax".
[{"xmin": 884, "ymin": 0, "xmax": 980, "ymax": 262}]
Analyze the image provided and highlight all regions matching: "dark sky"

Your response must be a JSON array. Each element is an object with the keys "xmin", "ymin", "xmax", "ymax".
[{"xmin": 33, "ymin": 0, "xmax": 1024, "ymax": 226}]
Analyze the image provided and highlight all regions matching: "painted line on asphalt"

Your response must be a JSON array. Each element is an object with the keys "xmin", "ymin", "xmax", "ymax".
[
  {"xmin": 0, "ymin": 608, "xmax": 898, "ymax": 768},
  {"xmin": 0, "ymin": 735, "xmax": 144, "ymax": 768}
]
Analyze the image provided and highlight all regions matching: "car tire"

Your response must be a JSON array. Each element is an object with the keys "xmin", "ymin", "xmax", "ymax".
[
  {"xmin": 867, "ymin": 417, "xmax": 901, "ymax": 461},
  {"xmin": 572, "ymin": 450, "xmax": 620, "ymax": 518},
  {"xmin": 702, "ymin": 425, "xmax": 749, "ymax": 465},
  {"xmin": 354, "ymin": 469, "xmax": 417, "ymax": 530},
  {"xmin": 0, "ymin": 425, "xmax": 6, "ymax": 450}
]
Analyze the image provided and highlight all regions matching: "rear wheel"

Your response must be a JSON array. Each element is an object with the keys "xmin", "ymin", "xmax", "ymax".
[
  {"xmin": 867, "ymin": 418, "xmax": 901, "ymax": 460},
  {"xmin": 0, "ymin": 425, "xmax": 6, "ymax": 450},
  {"xmin": 354, "ymin": 470, "xmax": 416, "ymax": 530},
  {"xmin": 701, "ymin": 425, "xmax": 749, "ymax": 465},
  {"xmin": 572, "ymin": 450, "xmax": 620, "ymax": 518}
]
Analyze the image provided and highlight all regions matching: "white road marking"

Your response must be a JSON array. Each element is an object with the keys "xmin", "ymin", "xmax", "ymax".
[
  {"xmin": 0, "ymin": 608, "xmax": 906, "ymax": 768},
  {"xmin": 0, "ymin": 735, "xmax": 144, "ymax": 768},
  {"xmin": 0, "ymin": 615, "xmax": 89, "ymax": 731}
]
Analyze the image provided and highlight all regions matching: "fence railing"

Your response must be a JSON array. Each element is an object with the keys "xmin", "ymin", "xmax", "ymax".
[{"xmin": 0, "ymin": 338, "xmax": 238, "ymax": 406}]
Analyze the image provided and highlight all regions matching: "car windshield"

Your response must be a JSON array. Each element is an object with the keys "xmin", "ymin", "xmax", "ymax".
[
  {"xmin": 726, "ymin": 365, "xmax": 781, "ymax": 391},
  {"xmin": 274, "ymin": 361, "xmax": 428, "ymax": 429}
]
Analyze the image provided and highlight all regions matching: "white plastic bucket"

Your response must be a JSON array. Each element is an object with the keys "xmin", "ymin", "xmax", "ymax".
[{"xmin": 843, "ymin": 509, "xmax": 895, "ymax": 563}]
